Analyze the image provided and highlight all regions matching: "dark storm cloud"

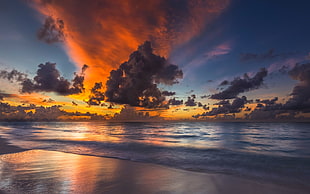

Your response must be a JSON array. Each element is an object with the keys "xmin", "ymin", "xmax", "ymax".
[
  {"xmin": 211, "ymin": 68, "xmax": 268, "ymax": 99},
  {"xmin": 87, "ymin": 82, "xmax": 105, "ymax": 106},
  {"xmin": 21, "ymin": 62, "xmax": 87, "ymax": 95},
  {"xmin": 105, "ymin": 41, "xmax": 183, "ymax": 108},
  {"xmin": 162, "ymin": 91, "xmax": 176, "ymax": 96},
  {"xmin": 168, "ymin": 98, "xmax": 183, "ymax": 106},
  {"xmin": 0, "ymin": 69, "xmax": 27, "ymax": 82},
  {"xmin": 283, "ymin": 63, "xmax": 310, "ymax": 112},
  {"xmin": 37, "ymin": 16, "xmax": 65, "ymax": 44}
]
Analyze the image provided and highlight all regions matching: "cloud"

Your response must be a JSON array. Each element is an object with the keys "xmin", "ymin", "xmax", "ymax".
[
  {"xmin": 162, "ymin": 91, "xmax": 176, "ymax": 96},
  {"xmin": 185, "ymin": 95, "xmax": 197, "ymax": 106},
  {"xmin": 203, "ymin": 105, "xmax": 209, "ymax": 110},
  {"xmin": 240, "ymin": 49, "xmax": 278, "ymax": 62},
  {"xmin": 181, "ymin": 42, "xmax": 232, "ymax": 78},
  {"xmin": 240, "ymin": 49, "xmax": 297, "ymax": 63},
  {"xmin": 168, "ymin": 98, "xmax": 183, "ymax": 106},
  {"xmin": 210, "ymin": 68, "xmax": 268, "ymax": 99},
  {"xmin": 256, "ymin": 97, "xmax": 278, "ymax": 105},
  {"xmin": 0, "ymin": 102, "xmax": 106, "ymax": 121},
  {"xmin": 0, "ymin": 93, "xmax": 15, "ymax": 101},
  {"xmin": 246, "ymin": 75, "xmax": 310, "ymax": 119},
  {"xmin": 42, "ymin": 98, "xmax": 55, "ymax": 103},
  {"xmin": 87, "ymin": 82, "xmax": 105, "ymax": 106},
  {"xmin": 105, "ymin": 41, "xmax": 182, "ymax": 108},
  {"xmin": 198, "ymin": 102, "xmax": 209, "ymax": 110},
  {"xmin": 37, "ymin": 16, "xmax": 65, "ymax": 43},
  {"xmin": 112, "ymin": 105, "xmax": 161, "ymax": 120},
  {"xmin": 244, "ymin": 107, "xmax": 251, "ymax": 111},
  {"xmin": 219, "ymin": 80, "xmax": 229, "ymax": 86},
  {"xmin": 31, "ymin": 0, "xmax": 230, "ymax": 87},
  {"xmin": 204, "ymin": 42, "xmax": 231, "ymax": 59},
  {"xmin": 21, "ymin": 62, "xmax": 87, "ymax": 95},
  {"xmin": 0, "ymin": 102, "xmax": 62, "ymax": 121},
  {"xmin": 200, "ymin": 95, "xmax": 209, "ymax": 99},
  {"xmin": 0, "ymin": 69, "xmax": 27, "ymax": 82},
  {"xmin": 194, "ymin": 62, "xmax": 310, "ymax": 119},
  {"xmin": 267, "ymin": 57, "xmax": 301, "ymax": 74},
  {"xmin": 284, "ymin": 63, "xmax": 310, "ymax": 112},
  {"xmin": 193, "ymin": 96, "xmax": 247, "ymax": 118}
]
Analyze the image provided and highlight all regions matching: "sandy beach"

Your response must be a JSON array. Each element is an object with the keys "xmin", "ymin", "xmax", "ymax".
[{"xmin": 0, "ymin": 137, "xmax": 307, "ymax": 194}]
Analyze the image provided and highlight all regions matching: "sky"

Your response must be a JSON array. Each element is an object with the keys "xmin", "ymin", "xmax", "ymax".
[{"xmin": 0, "ymin": 0, "xmax": 310, "ymax": 121}]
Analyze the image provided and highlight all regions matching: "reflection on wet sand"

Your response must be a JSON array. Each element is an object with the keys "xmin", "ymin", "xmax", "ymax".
[{"xmin": 0, "ymin": 150, "xmax": 307, "ymax": 194}]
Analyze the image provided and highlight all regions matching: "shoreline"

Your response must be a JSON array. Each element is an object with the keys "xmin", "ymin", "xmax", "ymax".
[
  {"xmin": 0, "ymin": 149, "xmax": 308, "ymax": 194},
  {"xmin": 0, "ymin": 136, "xmax": 309, "ymax": 193},
  {"xmin": 0, "ymin": 136, "xmax": 27, "ymax": 155}
]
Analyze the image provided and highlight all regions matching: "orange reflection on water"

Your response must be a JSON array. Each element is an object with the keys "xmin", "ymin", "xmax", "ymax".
[
  {"xmin": 32, "ymin": 122, "xmax": 125, "ymax": 143},
  {"xmin": 0, "ymin": 150, "xmax": 119, "ymax": 193}
]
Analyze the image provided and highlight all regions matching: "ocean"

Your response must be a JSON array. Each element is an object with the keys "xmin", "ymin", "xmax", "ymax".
[{"xmin": 0, "ymin": 122, "xmax": 309, "ymax": 189}]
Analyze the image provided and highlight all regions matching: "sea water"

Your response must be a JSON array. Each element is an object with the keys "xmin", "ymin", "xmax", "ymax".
[{"xmin": 0, "ymin": 122, "xmax": 309, "ymax": 188}]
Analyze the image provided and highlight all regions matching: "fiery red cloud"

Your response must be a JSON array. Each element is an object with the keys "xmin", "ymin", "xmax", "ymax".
[{"xmin": 30, "ymin": 0, "xmax": 230, "ymax": 89}]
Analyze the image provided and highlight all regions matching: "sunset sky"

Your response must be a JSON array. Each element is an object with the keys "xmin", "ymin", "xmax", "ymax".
[{"xmin": 0, "ymin": 0, "xmax": 310, "ymax": 120}]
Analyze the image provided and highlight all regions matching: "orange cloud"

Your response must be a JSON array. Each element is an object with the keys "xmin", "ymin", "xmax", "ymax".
[{"xmin": 30, "ymin": 0, "xmax": 230, "ymax": 90}]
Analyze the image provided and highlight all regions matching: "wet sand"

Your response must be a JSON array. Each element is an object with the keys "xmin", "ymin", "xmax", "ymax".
[
  {"xmin": 0, "ymin": 138, "xmax": 308, "ymax": 194},
  {"xmin": 0, "ymin": 137, "xmax": 26, "ymax": 155}
]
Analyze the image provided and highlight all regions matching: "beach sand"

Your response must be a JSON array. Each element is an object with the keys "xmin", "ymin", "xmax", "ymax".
[
  {"xmin": 0, "ymin": 137, "xmax": 26, "ymax": 155},
  {"xmin": 0, "ymin": 138, "xmax": 308, "ymax": 194}
]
